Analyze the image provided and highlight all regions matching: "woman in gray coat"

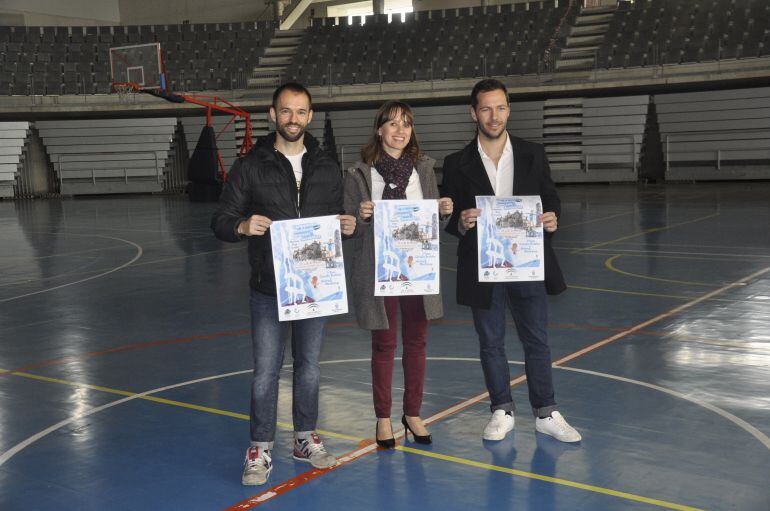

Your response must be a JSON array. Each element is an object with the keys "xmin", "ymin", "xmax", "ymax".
[{"xmin": 343, "ymin": 101, "xmax": 453, "ymax": 448}]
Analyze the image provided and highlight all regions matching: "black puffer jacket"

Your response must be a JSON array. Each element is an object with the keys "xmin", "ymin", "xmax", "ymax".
[{"xmin": 210, "ymin": 132, "xmax": 344, "ymax": 295}]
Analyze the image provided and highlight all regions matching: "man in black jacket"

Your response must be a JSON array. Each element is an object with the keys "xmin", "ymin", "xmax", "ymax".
[
  {"xmin": 211, "ymin": 83, "xmax": 356, "ymax": 485},
  {"xmin": 442, "ymin": 79, "xmax": 581, "ymax": 444}
]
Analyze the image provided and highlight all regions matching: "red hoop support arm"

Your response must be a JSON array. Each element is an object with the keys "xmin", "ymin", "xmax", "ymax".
[
  {"xmin": 176, "ymin": 94, "xmax": 254, "ymax": 182},
  {"xmin": 143, "ymin": 89, "xmax": 255, "ymax": 182}
]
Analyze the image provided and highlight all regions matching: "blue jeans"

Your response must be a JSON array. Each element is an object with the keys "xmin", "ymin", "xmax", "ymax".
[
  {"xmin": 471, "ymin": 282, "xmax": 557, "ymax": 417},
  {"xmin": 249, "ymin": 290, "xmax": 326, "ymax": 443}
]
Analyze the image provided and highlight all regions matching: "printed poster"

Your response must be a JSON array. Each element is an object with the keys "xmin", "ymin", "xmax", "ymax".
[
  {"xmin": 476, "ymin": 195, "xmax": 545, "ymax": 283},
  {"xmin": 270, "ymin": 215, "xmax": 348, "ymax": 321},
  {"xmin": 373, "ymin": 199, "xmax": 440, "ymax": 296}
]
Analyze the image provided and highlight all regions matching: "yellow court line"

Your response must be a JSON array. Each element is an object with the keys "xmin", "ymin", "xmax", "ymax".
[
  {"xmin": 0, "ymin": 261, "xmax": 106, "ymax": 289},
  {"xmin": 396, "ymin": 446, "xmax": 703, "ymax": 511},
  {"xmin": 439, "ymin": 266, "xmax": 749, "ymax": 303},
  {"xmin": 572, "ymin": 212, "xmax": 720, "ymax": 254},
  {"xmin": 557, "ymin": 210, "xmax": 636, "ymax": 229},
  {"xmin": 129, "ymin": 246, "xmax": 245, "ymax": 268},
  {"xmin": 604, "ymin": 255, "xmax": 718, "ymax": 287},
  {"xmin": 7, "ymin": 369, "xmax": 702, "ymax": 510},
  {"xmin": 559, "ymin": 248, "xmax": 770, "ymax": 262},
  {"xmin": 0, "ymin": 234, "xmax": 213, "ymax": 262},
  {"xmin": 554, "ymin": 239, "xmax": 770, "ymax": 253},
  {"xmin": 8, "ymin": 370, "xmax": 360, "ymax": 443},
  {"xmin": 0, "ymin": 246, "xmax": 245, "ymax": 289},
  {"xmin": 564, "ymin": 283, "xmax": 753, "ymax": 303}
]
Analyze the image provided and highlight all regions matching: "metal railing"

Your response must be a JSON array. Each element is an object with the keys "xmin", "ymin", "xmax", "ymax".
[
  {"xmin": 5, "ymin": 53, "xmax": 770, "ymax": 108},
  {"xmin": 338, "ymin": 133, "xmax": 640, "ymax": 174},
  {"xmin": 281, "ymin": 0, "xmax": 305, "ymax": 23},
  {"xmin": 166, "ymin": 122, "xmax": 189, "ymax": 193},
  {"xmin": 665, "ymin": 129, "xmax": 770, "ymax": 174},
  {"xmin": 56, "ymin": 151, "xmax": 161, "ymax": 190},
  {"xmin": 283, "ymin": 49, "xmax": 770, "ymax": 98}
]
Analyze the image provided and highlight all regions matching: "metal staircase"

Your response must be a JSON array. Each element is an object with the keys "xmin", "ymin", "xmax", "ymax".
[
  {"xmin": 556, "ymin": 4, "xmax": 615, "ymax": 71},
  {"xmin": 543, "ymin": 98, "xmax": 583, "ymax": 173},
  {"xmin": 247, "ymin": 29, "xmax": 304, "ymax": 89}
]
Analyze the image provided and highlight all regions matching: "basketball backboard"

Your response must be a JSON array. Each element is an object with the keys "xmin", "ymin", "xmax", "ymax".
[{"xmin": 110, "ymin": 43, "xmax": 165, "ymax": 92}]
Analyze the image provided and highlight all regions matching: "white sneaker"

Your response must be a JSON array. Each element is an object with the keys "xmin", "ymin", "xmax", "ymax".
[
  {"xmin": 242, "ymin": 446, "xmax": 273, "ymax": 486},
  {"xmin": 293, "ymin": 433, "xmax": 337, "ymax": 469},
  {"xmin": 482, "ymin": 409, "xmax": 515, "ymax": 441},
  {"xmin": 535, "ymin": 411, "xmax": 582, "ymax": 443}
]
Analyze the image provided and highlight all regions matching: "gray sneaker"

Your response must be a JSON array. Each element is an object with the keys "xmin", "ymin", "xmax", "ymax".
[
  {"xmin": 292, "ymin": 433, "xmax": 337, "ymax": 469},
  {"xmin": 242, "ymin": 446, "xmax": 272, "ymax": 485}
]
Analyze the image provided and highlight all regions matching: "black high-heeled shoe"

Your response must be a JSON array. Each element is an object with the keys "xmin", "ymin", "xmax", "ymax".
[
  {"xmin": 376, "ymin": 419, "xmax": 396, "ymax": 449},
  {"xmin": 401, "ymin": 415, "xmax": 432, "ymax": 445}
]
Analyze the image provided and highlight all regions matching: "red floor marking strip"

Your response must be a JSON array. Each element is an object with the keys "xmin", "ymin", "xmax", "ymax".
[
  {"xmin": 0, "ymin": 321, "xmax": 363, "ymax": 378},
  {"xmin": 0, "ymin": 320, "xmax": 626, "ymax": 380},
  {"xmin": 224, "ymin": 266, "xmax": 770, "ymax": 510},
  {"xmin": 553, "ymin": 266, "xmax": 770, "ymax": 367},
  {"xmin": 223, "ymin": 374, "xmax": 528, "ymax": 511},
  {"xmin": 227, "ymin": 443, "xmax": 380, "ymax": 510},
  {"xmin": 0, "ymin": 329, "xmax": 250, "ymax": 378}
]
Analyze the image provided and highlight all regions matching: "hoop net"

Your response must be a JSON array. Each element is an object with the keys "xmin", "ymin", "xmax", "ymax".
[{"xmin": 112, "ymin": 81, "xmax": 141, "ymax": 100}]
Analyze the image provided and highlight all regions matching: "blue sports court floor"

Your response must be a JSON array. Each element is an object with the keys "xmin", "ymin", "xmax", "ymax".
[{"xmin": 1, "ymin": 182, "xmax": 769, "ymax": 510}]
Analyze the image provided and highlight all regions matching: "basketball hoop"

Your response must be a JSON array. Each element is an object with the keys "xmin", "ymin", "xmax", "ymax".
[
  {"xmin": 108, "ymin": 42, "xmax": 254, "ymax": 174},
  {"xmin": 113, "ymin": 81, "xmax": 140, "ymax": 101},
  {"xmin": 110, "ymin": 43, "xmax": 164, "ymax": 99}
]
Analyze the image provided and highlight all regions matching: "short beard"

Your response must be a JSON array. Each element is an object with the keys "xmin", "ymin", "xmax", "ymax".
[
  {"xmin": 276, "ymin": 122, "xmax": 305, "ymax": 143},
  {"xmin": 477, "ymin": 123, "xmax": 506, "ymax": 141}
]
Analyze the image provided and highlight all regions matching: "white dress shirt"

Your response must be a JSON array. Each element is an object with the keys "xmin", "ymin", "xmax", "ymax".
[
  {"xmin": 371, "ymin": 167, "xmax": 423, "ymax": 200},
  {"xmin": 477, "ymin": 133, "xmax": 513, "ymax": 197}
]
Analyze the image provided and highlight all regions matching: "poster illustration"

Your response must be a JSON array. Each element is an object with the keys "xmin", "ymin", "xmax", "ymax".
[
  {"xmin": 270, "ymin": 215, "xmax": 348, "ymax": 321},
  {"xmin": 373, "ymin": 199, "xmax": 440, "ymax": 296},
  {"xmin": 476, "ymin": 195, "xmax": 545, "ymax": 283}
]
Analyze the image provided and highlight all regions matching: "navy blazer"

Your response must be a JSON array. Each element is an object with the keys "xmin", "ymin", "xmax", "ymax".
[{"xmin": 442, "ymin": 135, "xmax": 567, "ymax": 309}]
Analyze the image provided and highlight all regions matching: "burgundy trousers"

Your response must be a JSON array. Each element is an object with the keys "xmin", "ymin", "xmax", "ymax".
[{"xmin": 371, "ymin": 295, "xmax": 428, "ymax": 418}]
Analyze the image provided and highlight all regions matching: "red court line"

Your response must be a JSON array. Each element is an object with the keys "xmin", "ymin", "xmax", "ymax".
[
  {"xmin": 0, "ymin": 320, "xmax": 360, "ymax": 378},
  {"xmin": 223, "ymin": 266, "xmax": 769, "ymax": 510},
  {"xmin": 0, "ymin": 320, "xmax": 639, "ymax": 380},
  {"xmin": 0, "ymin": 329, "xmax": 249, "ymax": 378}
]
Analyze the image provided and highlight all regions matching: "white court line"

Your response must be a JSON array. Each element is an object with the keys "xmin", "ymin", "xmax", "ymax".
[
  {"xmin": 0, "ymin": 234, "xmax": 143, "ymax": 303},
  {"xmin": 558, "ymin": 365, "xmax": 770, "ymax": 451},
  {"xmin": 425, "ymin": 267, "xmax": 770, "ymax": 424},
  {"xmin": 554, "ymin": 266, "xmax": 770, "ymax": 367},
  {"xmin": 0, "ymin": 369, "xmax": 247, "ymax": 467},
  {"xmin": 2, "ymin": 356, "xmax": 768, "ymax": 468}
]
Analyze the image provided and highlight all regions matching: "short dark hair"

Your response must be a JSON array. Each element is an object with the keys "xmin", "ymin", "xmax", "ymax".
[
  {"xmin": 470, "ymin": 79, "xmax": 508, "ymax": 108},
  {"xmin": 272, "ymin": 82, "xmax": 312, "ymax": 110}
]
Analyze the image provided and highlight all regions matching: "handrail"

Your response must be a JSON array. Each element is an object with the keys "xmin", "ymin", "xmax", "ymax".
[
  {"xmin": 338, "ymin": 133, "xmax": 640, "ymax": 173},
  {"xmin": 665, "ymin": 129, "xmax": 770, "ymax": 173},
  {"xmin": 56, "ymin": 151, "xmax": 162, "ymax": 188},
  {"xmin": 281, "ymin": 0, "xmax": 305, "ymax": 22}
]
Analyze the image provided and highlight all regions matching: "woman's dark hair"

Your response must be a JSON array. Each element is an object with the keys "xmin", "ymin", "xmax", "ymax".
[{"xmin": 360, "ymin": 100, "xmax": 421, "ymax": 165}]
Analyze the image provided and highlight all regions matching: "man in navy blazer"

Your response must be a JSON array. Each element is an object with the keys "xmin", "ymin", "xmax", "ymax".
[{"xmin": 442, "ymin": 79, "xmax": 581, "ymax": 443}]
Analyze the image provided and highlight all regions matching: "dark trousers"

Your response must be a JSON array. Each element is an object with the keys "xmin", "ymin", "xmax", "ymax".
[
  {"xmin": 371, "ymin": 295, "xmax": 428, "ymax": 418},
  {"xmin": 471, "ymin": 282, "xmax": 557, "ymax": 417}
]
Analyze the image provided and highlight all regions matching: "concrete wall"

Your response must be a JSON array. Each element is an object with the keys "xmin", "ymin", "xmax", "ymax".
[
  {"xmin": 118, "ymin": 0, "xmax": 273, "ymax": 25},
  {"xmin": 0, "ymin": 0, "xmax": 121, "ymax": 26}
]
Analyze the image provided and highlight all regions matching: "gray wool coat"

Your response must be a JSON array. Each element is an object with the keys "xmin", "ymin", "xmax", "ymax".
[{"xmin": 343, "ymin": 155, "xmax": 447, "ymax": 331}]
